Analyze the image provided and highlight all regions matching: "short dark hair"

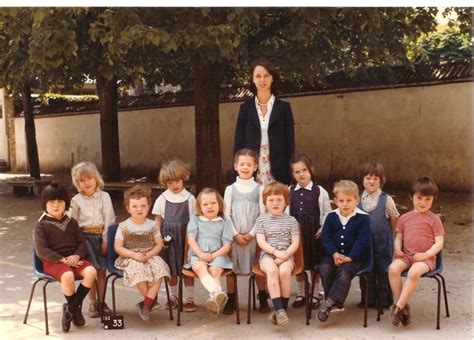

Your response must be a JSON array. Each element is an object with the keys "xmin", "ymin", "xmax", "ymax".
[
  {"xmin": 361, "ymin": 162, "xmax": 386, "ymax": 187},
  {"xmin": 40, "ymin": 181, "xmax": 70, "ymax": 211},
  {"xmin": 249, "ymin": 58, "xmax": 280, "ymax": 95},
  {"xmin": 410, "ymin": 176, "xmax": 439, "ymax": 198},
  {"xmin": 290, "ymin": 153, "xmax": 316, "ymax": 183},
  {"xmin": 234, "ymin": 148, "xmax": 258, "ymax": 164},
  {"xmin": 124, "ymin": 185, "xmax": 151, "ymax": 207}
]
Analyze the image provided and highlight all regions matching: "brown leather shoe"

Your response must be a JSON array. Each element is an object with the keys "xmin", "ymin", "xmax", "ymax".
[
  {"xmin": 391, "ymin": 305, "xmax": 403, "ymax": 327},
  {"xmin": 401, "ymin": 303, "xmax": 411, "ymax": 326}
]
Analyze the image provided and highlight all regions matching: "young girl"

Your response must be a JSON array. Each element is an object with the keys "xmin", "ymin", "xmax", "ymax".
[
  {"xmin": 256, "ymin": 182, "xmax": 300, "ymax": 326},
  {"xmin": 288, "ymin": 153, "xmax": 331, "ymax": 309},
  {"xmin": 358, "ymin": 162, "xmax": 400, "ymax": 309},
  {"xmin": 184, "ymin": 188, "xmax": 234, "ymax": 315},
  {"xmin": 70, "ymin": 161, "xmax": 115, "ymax": 317},
  {"xmin": 388, "ymin": 177, "xmax": 444, "ymax": 327},
  {"xmin": 114, "ymin": 185, "xmax": 171, "ymax": 322},
  {"xmin": 223, "ymin": 148, "xmax": 268, "ymax": 315},
  {"xmin": 34, "ymin": 182, "xmax": 97, "ymax": 332},
  {"xmin": 151, "ymin": 158, "xmax": 197, "ymax": 312}
]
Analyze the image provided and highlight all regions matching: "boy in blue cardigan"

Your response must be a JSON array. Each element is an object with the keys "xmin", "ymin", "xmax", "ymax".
[{"xmin": 317, "ymin": 180, "xmax": 371, "ymax": 322}]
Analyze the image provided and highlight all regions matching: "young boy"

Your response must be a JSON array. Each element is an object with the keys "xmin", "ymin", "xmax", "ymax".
[
  {"xmin": 34, "ymin": 182, "xmax": 97, "ymax": 333},
  {"xmin": 318, "ymin": 180, "xmax": 370, "ymax": 322},
  {"xmin": 388, "ymin": 176, "xmax": 444, "ymax": 327}
]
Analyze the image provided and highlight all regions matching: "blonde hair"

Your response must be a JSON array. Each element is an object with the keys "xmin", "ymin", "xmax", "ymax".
[
  {"xmin": 71, "ymin": 161, "xmax": 104, "ymax": 192},
  {"xmin": 195, "ymin": 187, "xmax": 224, "ymax": 218},
  {"xmin": 262, "ymin": 182, "xmax": 290, "ymax": 205},
  {"xmin": 124, "ymin": 185, "xmax": 151, "ymax": 207},
  {"xmin": 333, "ymin": 180, "xmax": 359, "ymax": 198},
  {"xmin": 158, "ymin": 158, "xmax": 190, "ymax": 186}
]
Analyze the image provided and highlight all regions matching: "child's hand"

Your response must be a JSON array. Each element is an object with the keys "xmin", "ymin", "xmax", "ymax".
[
  {"xmin": 314, "ymin": 228, "xmax": 322, "ymax": 239},
  {"xmin": 332, "ymin": 252, "xmax": 343, "ymax": 265},
  {"xmin": 394, "ymin": 250, "xmax": 404, "ymax": 258},
  {"xmin": 199, "ymin": 252, "xmax": 213, "ymax": 263},
  {"xmin": 413, "ymin": 252, "xmax": 428, "ymax": 262},
  {"xmin": 274, "ymin": 250, "xmax": 288, "ymax": 260},
  {"xmin": 339, "ymin": 255, "xmax": 352, "ymax": 264},
  {"xmin": 65, "ymin": 255, "xmax": 81, "ymax": 266},
  {"xmin": 133, "ymin": 252, "xmax": 147, "ymax": 263},
  {"xmin": 101, "ymin": 242, "xmax": 107, "ymax": 256},
  {"xmin": 234, "ymin": 234, "xmax": 248, "ymax": 246},
  {"xmin": 242, "ymin": 233, "xmax": 253, "ymax": 242},
  {"xmin": 274, "ymin": 258, "xmax": 285, "ymax": 266}
]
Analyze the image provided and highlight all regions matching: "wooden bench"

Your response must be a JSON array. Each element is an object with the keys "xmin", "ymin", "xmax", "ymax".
[{"xmin": 6, "ymin": 177, "xmax": 53, "ymax": 196}]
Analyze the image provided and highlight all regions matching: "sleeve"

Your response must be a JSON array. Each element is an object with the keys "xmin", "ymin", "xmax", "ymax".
[
  {"xmin": 101, "ymin": 192, "xmax": 116, "ymax": 238},
  {"xmin": 233, "ymin": 103, "xmax": 247, "ymax": 155},
  {"xmin": 385, "ymin": 195, "xmax": 400, "ymax": 219},
  {"xmin": 34, "ymin": 222, "xmax": 64, "ymax": 263},
  {"xmin": 187, "ymin": 215, "xmax": 198, "ymax": 239},
  {"xmin": 347, "ymin": 215, "xmax": 371, "ymax": 261},
  {"xmin": 115, "ymin": 224, "xmax": 124, "ymax": 241},
  {"xmin": 151, "ymin": 195, "xmax": 166, "ymax": 217},
  {"xmin": 69, "ymin": 195, "xmax": 79, "ymax": 221},
  {"xmin": 431, "ymin": 214, "xmax": 445, "ymax": 236},
  {"xmin": 290, "ymin": 216, "xmax": 299, "ymax": 235},
  {"xmin": 321, "ymin": 213, "xmax": 338, "ymax": 256},
  {"xmin": 188, "ymin": 194, "xmax": 196, "ymax": 216},
  {"xmin": 222, "ymin": 219, "xmax": 234, "ymax": 245},
  {"xmin": 71, "ymin": 219, "xmax": 87, "ymax": 258},
  {"xmin": 318, "ymin": 186, "xmax": 332, "ymax": 226},
  {"xmin": 254, "ymin": 215, "xmax": 264, "ymax": 235},
  {"xmin": 258, "ymin": 185, "xmax": 266, "ymax": 215},
  {"xmin": 224, "ymin": 186, "xmax": 239, "ymax": 236},
  {"xmin": 284, "ymin": 102, "xmax": 295, "ymax": 160},
  {"xmin": 152, "ymin": 222, "xmax": 162, "ymax": 237},
  {"xmin": 284, "ymin": 186, "xmax": 291, "ymax": 215},
  {"xmin": 396, "ymin": 214, "xmax": 406, "ymax": 234}
]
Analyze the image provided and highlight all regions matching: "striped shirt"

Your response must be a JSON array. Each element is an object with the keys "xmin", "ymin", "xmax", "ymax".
[{"xmin": 255, "ymin": 212, "xmax": 299, "ymax": 257}]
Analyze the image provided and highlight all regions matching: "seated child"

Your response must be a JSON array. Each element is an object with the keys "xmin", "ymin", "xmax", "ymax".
[
  {"xmin": 34, "ymin": 182, "xmax": 97, "ymax": 333},
  {"xmin": 184, "ymin": 187, "xmax": 234, "ymax": 315},
  {"xmin": 388, "ymin": 176, "xmax": 444, "ymax": 327},
  {"xmin": 255, "ymin": 182, "xmax": 300, "ymax": 326},
  {"xmin": 318, "ymin": 180, "xmax": 370, "ymax": 322},
  {"xmin": 114, "ymin": 185, "xmax": 170, "ymax": 322}
]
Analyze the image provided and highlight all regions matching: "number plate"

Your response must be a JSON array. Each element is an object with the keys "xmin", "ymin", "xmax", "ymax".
[{"xmin": 103, "ymin": 315, "xmax": 124, "ymax": 330}]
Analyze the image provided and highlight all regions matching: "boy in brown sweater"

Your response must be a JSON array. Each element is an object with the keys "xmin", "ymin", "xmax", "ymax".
[{"xmin": 34, "ymin": 182, "xmax": 97, "ymax": 333}]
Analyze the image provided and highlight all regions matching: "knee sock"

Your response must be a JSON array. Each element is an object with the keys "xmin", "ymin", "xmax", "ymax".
[
  {"xmin": 69, "ymin": 284, "xmax": 91, "ymax": 313},
  {"xmin": 282, "ymin": 297, "xmax": 290, "ymax": 310},
  {"xmin": 143, "ymin": 296, "xmax": 154, "ymax": 312},
  {"xmin": 184, "ymin": 285, "xmax": 194, "ymax": 299},
  {"xmin": 258, "ymin": 290, "xmax": 268, "ymax": 300},
  {"xmin": 200, "ymin": 274, "xmax": 220, "ymax": 295},
  {"xmin": 272, "ymin": 297, "xmax": 283, "ymax": 311},
  {"xmin": 64, "ymin": 293, "xmax": 75, "ymax": 308},
  {"xmin": 296, "ymin": 281, "xmax": 305, "ymax": 297}
]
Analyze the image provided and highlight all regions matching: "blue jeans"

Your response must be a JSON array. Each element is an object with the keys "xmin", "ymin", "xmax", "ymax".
[{"xmin": 318, "ymin": 256, "xmax": 361, "ymax": 304}]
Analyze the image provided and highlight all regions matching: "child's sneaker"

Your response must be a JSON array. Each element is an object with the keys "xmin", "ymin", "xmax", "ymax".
[
  {"xmin": 205, "ymin": 297, "xmax": 219, "ymax": 315},
  {"xmin": 268, "ymin": 311, "xmax": 277, "ymax": 325},
  {"xmin": 275, "ymin": 309, "xmax": 289, "ymax": 326},
  {"xmin": 215, "ymin": 292, "xmax": 228, "ymax": 312},
  {"xmin": 317, "ymin": 298, "xmax": 336, "ymax": 322},
  {"xmin": 166, "ymin": 295, "xmax": 178, "ymax": 310},
  {"xmin": 183, "ymin": 297, "xmax": 197, "ymax": 312},
  {"xmin": 137, "ymin": 302, "xmax": 151, "ymax": 322}
]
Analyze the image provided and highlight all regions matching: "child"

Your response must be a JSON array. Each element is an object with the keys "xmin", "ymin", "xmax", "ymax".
[
  {"xmin": 184, "ymin": 187, "xmax": 234, "ymax": 315},
  {"xmin": 288, "ymin": 153, "xmax": 331, "ymax": 309},
  {"xmin": 388, "ymin": 177, "xmax": 444, "ymax": 327},
  {"xmin": 70, "ymin": 161, "xmax": 115, "ymax": 317},
  {"xmin": 223, "ymin": 149, "xmax": 268, "ymax": 315},
  {"xmin": 318, "ymin": 180, "xmax": 370, "ymax": 322},
  {"xmin": 34, "ymin": 182, "xmax": 97, "ymax": 333},
  {"xmin": 255, "ymin": 182, "xmax": 300, "ymax": 326},
  {"xmin": 152, "ymin": 158, "xmax": 197, "ymax": 312},
  {"xmin": 114, "ymin": 185, "xmax": 170, "ymax": 322},
  {"xmin": 358, "ymin": 162, "xmax": 400, "ymax": 309}
]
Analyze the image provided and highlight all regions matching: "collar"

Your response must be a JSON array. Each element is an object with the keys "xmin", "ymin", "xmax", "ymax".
[
  {"xmin": 334, "ymin": 207, "xmax": 368, "ymax": 219},
  {"xmin": 80, "ymin": 190, "xmax": 101, "ymax": 199},
  {"xmin": 163, "ymin": 188, "xmax": 190, "ymax": 199},
  {"xmin": 235, "ymin": 177, "xmax": 256, "ymax": 185},
  {"xmin": 255, "ymin": 94, "xmax": 275, "ymax": 107},
  {"xmin": 362, "ymin": 188, "xmax": 382, "ymax": 200},
  {"xmin": 38, "ymin": 211, "xmax": 70, "ymax": 222},
  {"xmin": 198, "ymin": 216, "xmax": 224, "ymax": 222},
  {"xmin": 294, "ymin": 181, "xmax": 313, "ymax": 191}
]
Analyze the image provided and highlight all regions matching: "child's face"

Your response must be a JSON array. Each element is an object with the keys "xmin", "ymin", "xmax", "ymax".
[
  {"xmin": 335, "ymin": 192, "xmax": 359, "ymax": 217},
  {"xmin": 166, "ymin": 180, "xmax": 184, "ymax": 194},
  {"xmin": 78, "ymin": 175, "xmax": 97, "ymax": 196},
  {"xmin": 199, "ymin": 192, "xmax": 220, "ymax": 220},
  {"xmin": 234, "ymin": 155, "xmax": 257, "ymax": 180},
  {"xmin": 411, "ymin": 192, "xmax": 434, "ymax": 213},
  {"xmin": 265, "ymin": 194, "xmax": 286, "ymax": 216},
  {"xmin": 292, "ymin": 161, "xmax": 312, "ymax": 187},
  {"xmin": 46, "ymin": 199, "xmax": 66, "ymax": 220},
  {"xmin": 126, "ymin": 197, "xmax": 150, "ymax": 222},
  {"xmin": 363, "ymin": 174, "xmax": 381, "ymax": 194}
]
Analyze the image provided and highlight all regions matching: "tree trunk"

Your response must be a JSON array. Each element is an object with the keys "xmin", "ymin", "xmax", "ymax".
[
  {"xmin": 96, "ymin": 74, "xmax": 121, "ymax": 181},
  {"xmin": 192, "ymin": 55, "xmax": 224, "ymax": 193},
  {"xmin": 21, "ymin": 80, "xmax": 41, "ymax": 179}
]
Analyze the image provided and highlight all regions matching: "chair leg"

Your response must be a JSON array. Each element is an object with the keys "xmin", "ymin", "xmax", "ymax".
[
  {"xmin": 252, "ymin": 278, "xmax": 256, "ymax": 311},
  {"xmin": 111, "ymin": 276, "xmax": 121, "ymax": 315},
  {"xmin": 301, "ymin": 272, "xmax": 310, "ymax": 325},
  {"xmin": 376, "ymin": 279, "xmax": 383, "ymax": 321},
  {"xmin": 164, "ymin": 277, "xmax": 173, "ymax": 321},
  {"xmin": 177, "ymin": 275, "xmax": 183, "ymax": 326},
  {"xmin": 363, "ymin": 275, "xmax": 368, "ymax": 328},
  {"xmin": 23, "ymin": 278, "xmax": 42, "ymax": 325},
  {"xmin": 232, "ymin": 273, "xmax": 240, "ymax": 325},
  {"xmin": 437, "ymin": 274, "xmax": 450, "ymax": 317},
  {"xmin": 95, "ymin": 279, "xmax": 103, "ymax": 321},
  {"xmin": 434, "ymin": 276, "xmax": 441, "ymax": 330},
  {"xmin": 42, "ymin": 280, "xmax": 52, "ymax": 335},
  {"xmin": 247, "ymin": 275, "xmax": 254, "ymax": 324}
]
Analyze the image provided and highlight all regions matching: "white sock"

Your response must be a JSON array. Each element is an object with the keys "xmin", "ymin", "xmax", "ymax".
[
  {"xmin": 296, "ymin": 281, "xmax": 304, "ymax": 297},
  {"xmin": 184, "ymin": 285, "xmax": 194, "ymax": 299},
  {"xmin": 170, "ymin": 285, "xmax": 178, "ymax": 297},
  {"xmin": 200, "ymin": 274, "xmax": 219, "ymax": 294}
]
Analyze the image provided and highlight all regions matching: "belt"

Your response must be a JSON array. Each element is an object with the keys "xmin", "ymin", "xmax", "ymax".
[{"xmin": 82, "ymin": 226, "xmax": 104, "ymax": 235}]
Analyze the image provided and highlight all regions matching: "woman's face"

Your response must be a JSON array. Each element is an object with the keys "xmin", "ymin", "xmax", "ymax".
[{"xmin": 252, "ymin": 65, "xmax": 273, "ymax": 93}]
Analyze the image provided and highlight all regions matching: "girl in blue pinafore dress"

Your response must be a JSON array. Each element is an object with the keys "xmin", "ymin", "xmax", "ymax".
[
  {"xmin": 184, "ymin": 188, "xmax": 234, "ymax": 315},
  {"xmin": 289, "ymin": 154, "xmax": 332, "ymax": 309},
  {"xmin": 152, "ymin": 158, "xmax": 197, "ymax": 312}
]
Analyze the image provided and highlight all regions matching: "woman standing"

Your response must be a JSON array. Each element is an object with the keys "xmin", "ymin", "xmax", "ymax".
[{"xmin": 233, "ymin": 59, "xmax": 295, "ymax": 185}]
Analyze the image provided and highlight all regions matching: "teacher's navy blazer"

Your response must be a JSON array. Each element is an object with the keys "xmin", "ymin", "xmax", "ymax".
[{"xmin": 233, "ymin": 97, "xmax": 295, "ymax": 185}]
